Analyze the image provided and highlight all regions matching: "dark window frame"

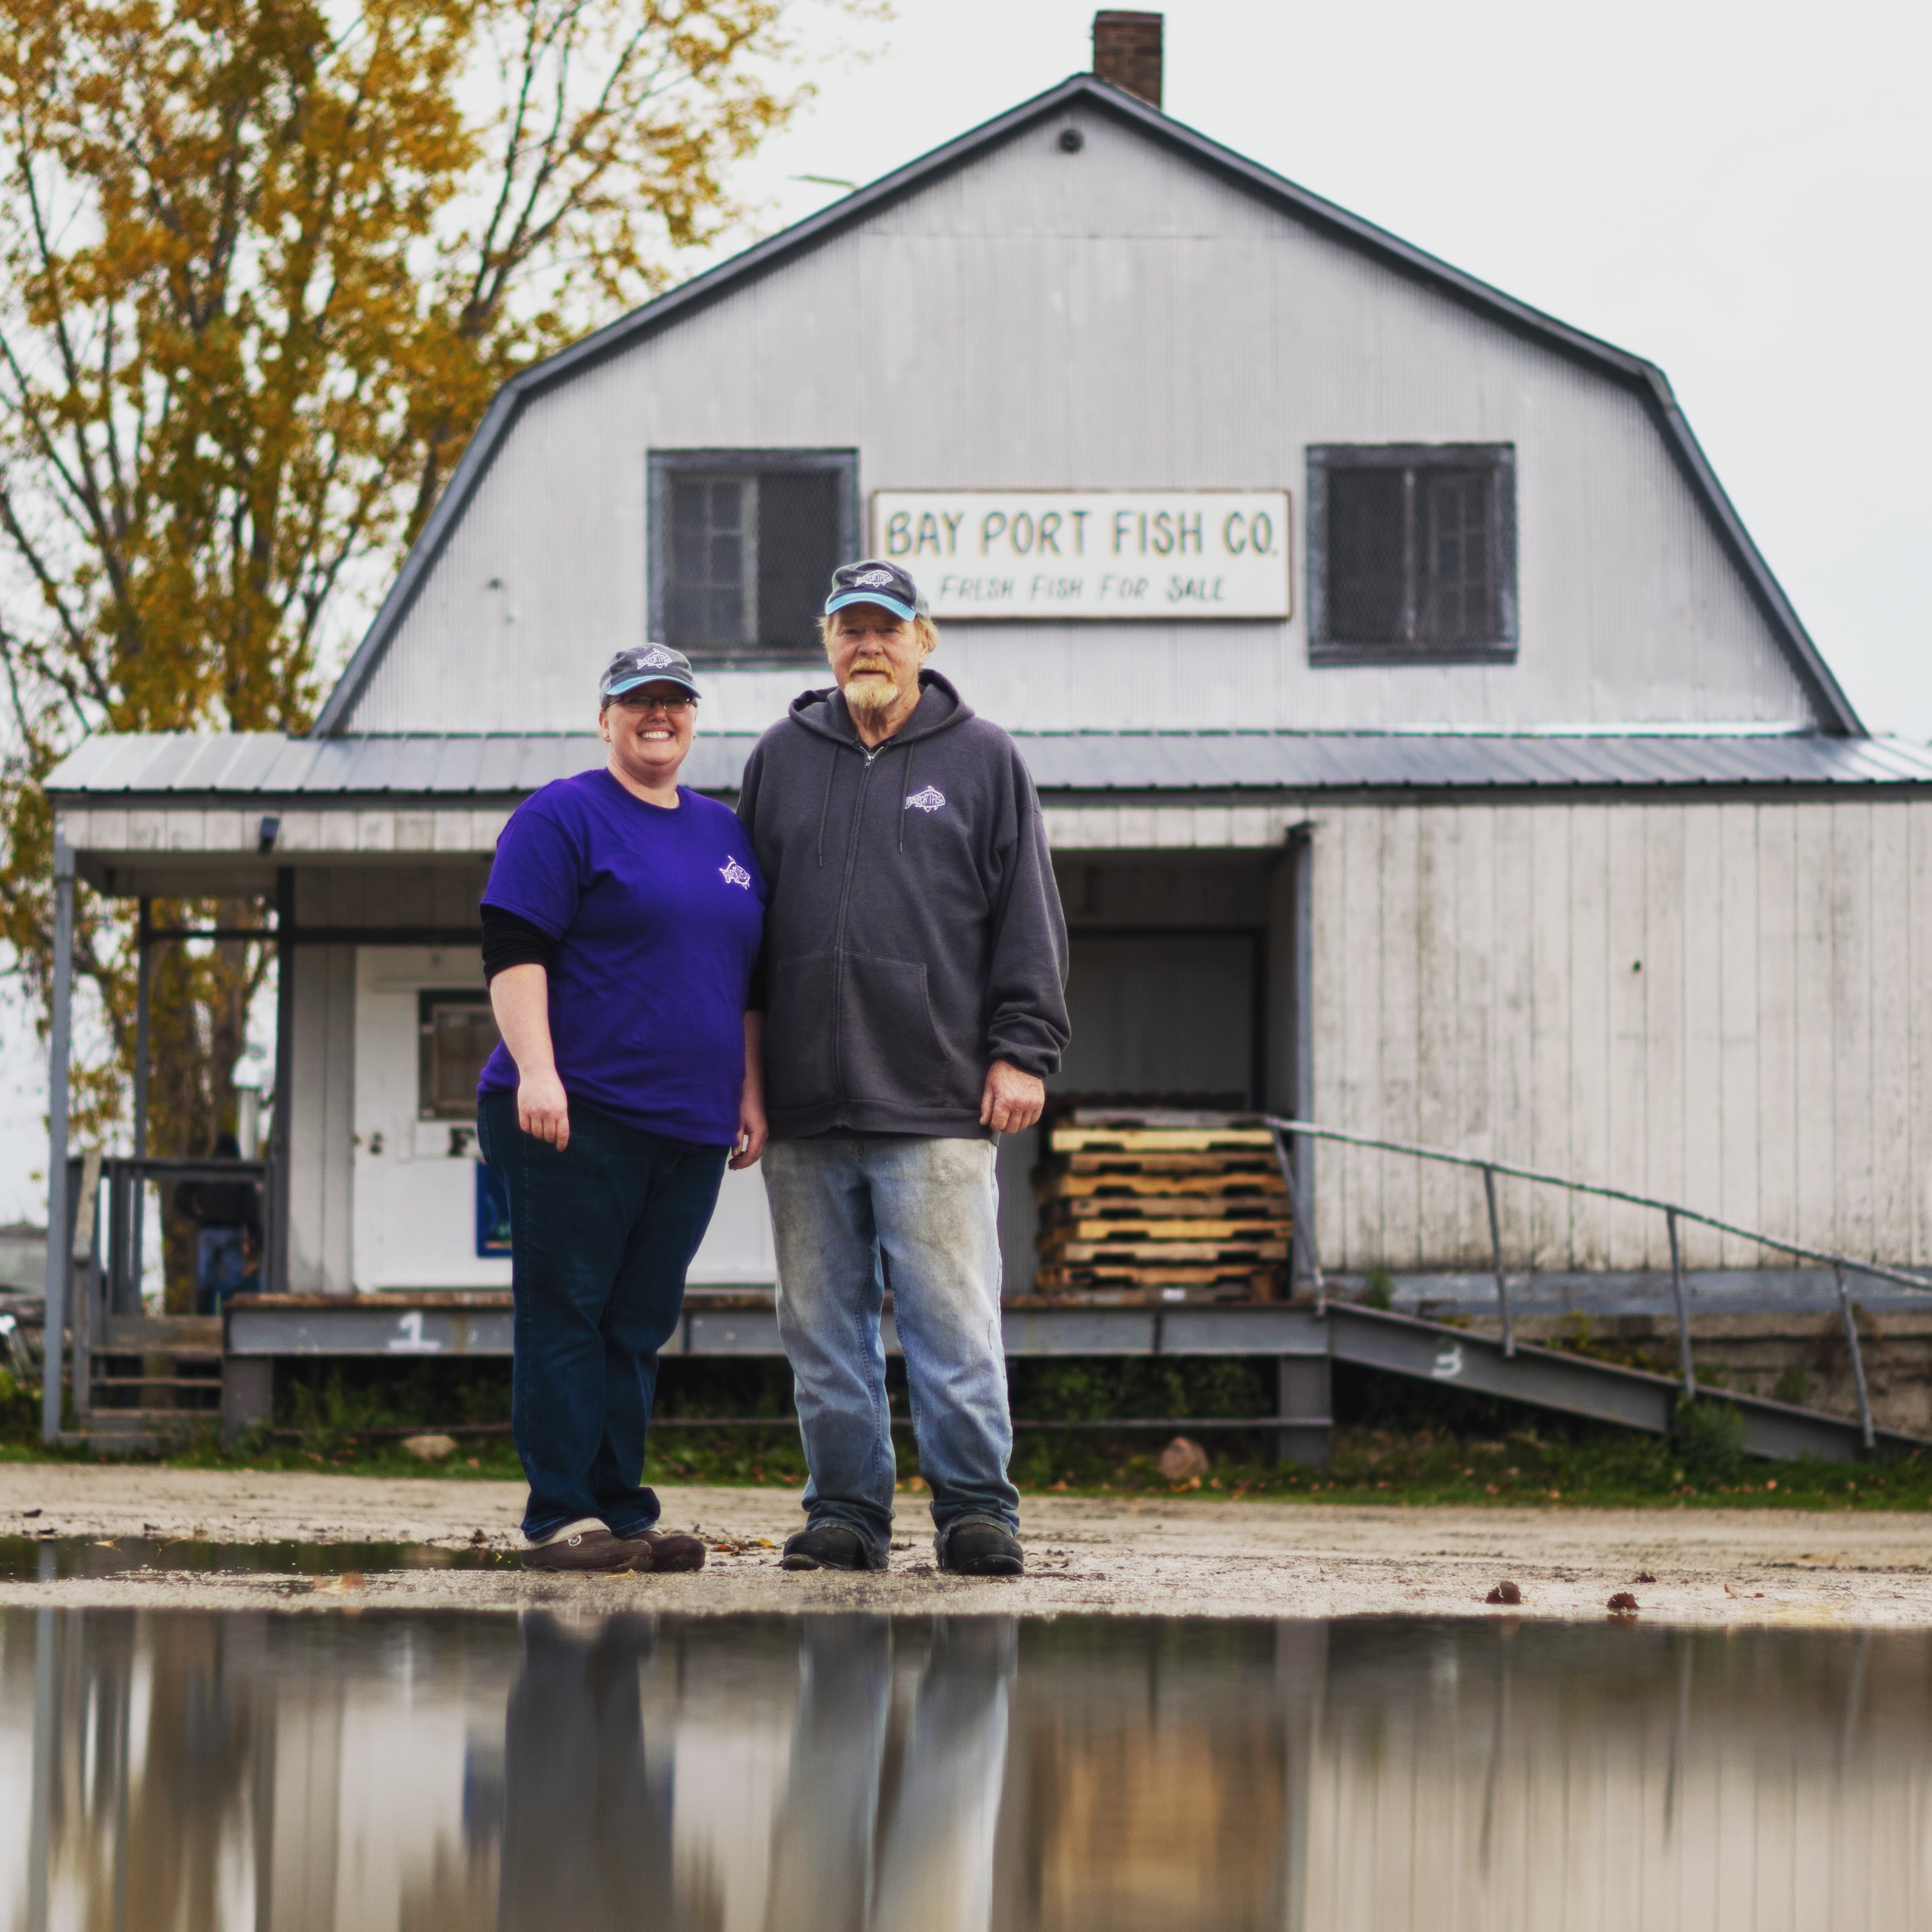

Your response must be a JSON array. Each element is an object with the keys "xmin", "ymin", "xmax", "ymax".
[
  {"xmin": 417, "ymin": 989, "xmax": 500, "ymax": 1122},
  {"xmin": 647, "ymin": 447, "xmax": 860, "ymax": 665},
  {"xmin": 1307, "ymin": 444, "xmax": 1518, "ymax": 665}
]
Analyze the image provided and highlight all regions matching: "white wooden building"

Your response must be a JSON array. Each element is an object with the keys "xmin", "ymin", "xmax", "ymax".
[{"xmin": 45, "ymin": 56, "xmax": 1932, "ymax": 1311}]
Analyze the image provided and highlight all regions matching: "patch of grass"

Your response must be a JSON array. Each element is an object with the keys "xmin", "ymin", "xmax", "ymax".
[
  {"xmin": 0, "ymin": 1351, "xmax": 1921, "ymax": 1509},
  {"xmin": 1773, "ymin": 1363, "xmax": 1814, "ymax": 1406}
]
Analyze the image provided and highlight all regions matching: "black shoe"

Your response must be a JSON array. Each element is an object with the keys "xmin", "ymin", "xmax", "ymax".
[
  {"xmin": 780, "ymin": 1523, "xmax": 888, "ymax": 1572},
  {"xmin": 519, "ymin": 1519, "xmax": 652, "ymax": 1573},
  {"xmin": 937, "ymin": 1520, "xmax": 1024, "ymax": 1577}
]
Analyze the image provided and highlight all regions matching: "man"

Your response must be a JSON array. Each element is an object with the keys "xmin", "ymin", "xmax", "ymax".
[{"xmin": 737, "ymin": 560, "xmax": 1069, "ymax": 1578}]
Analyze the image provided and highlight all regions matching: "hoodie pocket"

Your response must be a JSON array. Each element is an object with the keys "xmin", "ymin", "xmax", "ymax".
[
  {"xmin": 837, "ymin": 953, "xmax": 974, "ymax": 1109},
  {"xmin": 765, "ymin": 954, "xmax": 839, "ymax": 1111}
]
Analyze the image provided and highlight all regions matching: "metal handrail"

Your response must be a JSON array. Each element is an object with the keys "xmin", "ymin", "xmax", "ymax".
[
  {"xmin": 1265, "ymin": 1115, "xmax": 1927, "ymax": 1451},
  {"xmin": 50, "ymin": 1155, "xmax": 273, "ymax": 1430}
]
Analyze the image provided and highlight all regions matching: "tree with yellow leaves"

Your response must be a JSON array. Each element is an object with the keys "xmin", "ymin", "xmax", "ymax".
[{"xmin": 0, "ymin": 0, "xmax": 874, "ymax": 1186}]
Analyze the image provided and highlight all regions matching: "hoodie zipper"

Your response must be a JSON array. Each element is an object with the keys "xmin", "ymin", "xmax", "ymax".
[{"xmin": 827, "ymin": 741, "xmax": 885, "ymax": 1103}]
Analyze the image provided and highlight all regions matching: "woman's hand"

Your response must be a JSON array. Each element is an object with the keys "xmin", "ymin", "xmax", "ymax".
[
  {"xmin": 492, "ymin": 964, "xmax": 569, "ymax": 1148},
  {"xmin": 730, "ymin": 1010, "xmax": 767, "ymax": 1170},
  {"xmin": 518, "ymin": 1064, "xmax": 571, "ymax": 1149}
]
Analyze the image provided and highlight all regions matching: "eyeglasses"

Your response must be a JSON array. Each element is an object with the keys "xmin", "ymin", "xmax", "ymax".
[{"xmin": 612, "ymin": 690, "xmax": 696, "ymax": 714}]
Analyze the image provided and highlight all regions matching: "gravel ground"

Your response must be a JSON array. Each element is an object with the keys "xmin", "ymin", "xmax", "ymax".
[{"xmin": 1, "ymin": 1463, "xmax": 1927, "ymax": 1623}]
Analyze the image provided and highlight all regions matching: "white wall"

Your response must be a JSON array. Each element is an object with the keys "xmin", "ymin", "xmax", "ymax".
[
  {"xmin": 342, "ymin": 104, "xmax": 1819, "ymax": 739},
  {"xmin": 1308, "ymin": 795, "xmax": 1932, "ymax": 1272}
]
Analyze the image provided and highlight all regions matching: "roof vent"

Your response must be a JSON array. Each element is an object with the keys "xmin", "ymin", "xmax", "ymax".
[{"xmin": 1092, "ymin": 11, "xmax": 1163, "ymax": 108}]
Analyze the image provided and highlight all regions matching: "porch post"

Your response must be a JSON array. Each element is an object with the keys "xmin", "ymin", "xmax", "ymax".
[
  {"xmin": 129, "ymin": 898, "xmax": 153, "ymax": 1307},
  {"xmin": 271, "ymin": 867, "xmax": 295, "ymax": 1294},
  {"xmin": 132, "ymin": 898, "xmax": 151, "ymax": 1157},
  {"xmin": 41, "ymin": 839, "xmax": 75, "ymax": 1445}
]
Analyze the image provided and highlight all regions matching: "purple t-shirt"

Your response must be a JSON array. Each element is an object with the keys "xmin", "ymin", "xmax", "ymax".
[{"xmin": 477, "ymin": 770, "xmax": 766, "ymax": 1144}]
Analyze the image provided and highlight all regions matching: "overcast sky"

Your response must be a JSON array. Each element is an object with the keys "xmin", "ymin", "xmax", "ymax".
[
  {"xmin": 0, "ymin": 0, "xmax": 1923, "ymax": 1223},
  {"xmin": 744, "ymin": 0, "xmax": 1930, "ymax": 735}
]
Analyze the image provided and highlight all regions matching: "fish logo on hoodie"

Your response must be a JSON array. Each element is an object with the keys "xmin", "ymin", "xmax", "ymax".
[
  {"xmin": 905, "ymin": 786, "xmax": 946, "ymax": 815},
  {"xmin": 718, "ymin": 855, "xmax": 753, "ymax": 888}
]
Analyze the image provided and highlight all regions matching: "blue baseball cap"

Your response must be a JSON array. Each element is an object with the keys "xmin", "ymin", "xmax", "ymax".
[
  {"xmin": 824, "ymin": 559, "xmax": 926, "ymax": 624},
  {"xmin": 600, "ymin": 643, "xmax": 701, "ymax": 702}
]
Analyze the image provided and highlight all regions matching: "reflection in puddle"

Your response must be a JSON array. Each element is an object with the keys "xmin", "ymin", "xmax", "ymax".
[
  {"xmin": 0, "ymin": 1536, "xmax": 510, "ymax": 1580},
  {"xmin": 1, "ymin": 1610, "xmax": 1928, "ymax": 1929}
]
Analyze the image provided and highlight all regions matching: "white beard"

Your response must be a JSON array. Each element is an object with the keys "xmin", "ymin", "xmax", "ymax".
[{"xmin": 843, "ymin": 670, "xmax": 902, "ymax": 715}]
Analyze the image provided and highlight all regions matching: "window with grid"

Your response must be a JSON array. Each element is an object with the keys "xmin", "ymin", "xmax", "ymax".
[
  {"xmin": 650, "ymin": 450, "xmax": 858, "ymax": 661},
  {"xmin": 1308, "ymin": 445, "xmax": 1516, "ymax": 661},
  {"xmin": 418, "ymin": 992, "xmax": 500, "ymax": 1121}
]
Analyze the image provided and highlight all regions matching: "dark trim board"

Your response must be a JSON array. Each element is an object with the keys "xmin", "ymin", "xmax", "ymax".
[{"xmin": 310, "ymin": 75, "xmax": 1861, "ymax": 738}]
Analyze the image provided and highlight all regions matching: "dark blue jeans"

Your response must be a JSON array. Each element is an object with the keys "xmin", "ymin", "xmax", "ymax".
[{"xmin": 478, "ymin": 1090, "xmax": 726, "ymax": 1540}]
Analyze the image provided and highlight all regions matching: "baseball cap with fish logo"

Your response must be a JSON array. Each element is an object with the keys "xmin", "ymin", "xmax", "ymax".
[
  {"xmin": 823, "ymin": 559, "xmax": 925, "ymax": 624},
  {"xmin": 599, "ymin": 643, "xmax": 701, "ymax": 703}
]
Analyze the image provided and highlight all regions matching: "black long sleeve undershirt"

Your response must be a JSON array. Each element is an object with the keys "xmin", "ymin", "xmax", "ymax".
[{"xmin": 480, "ymin": 905, "xmax": 557, "ymax": 984}]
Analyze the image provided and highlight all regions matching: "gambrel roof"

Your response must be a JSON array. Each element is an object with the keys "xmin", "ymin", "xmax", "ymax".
[{"xmin": 314, "ymin": 71, "xmax": 1860, "ymax": 737}]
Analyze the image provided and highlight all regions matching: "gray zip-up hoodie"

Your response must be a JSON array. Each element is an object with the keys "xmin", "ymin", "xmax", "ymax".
[{"xmin": 736, "ymin": 670, "xmax": 1070, "ymax": 1139}]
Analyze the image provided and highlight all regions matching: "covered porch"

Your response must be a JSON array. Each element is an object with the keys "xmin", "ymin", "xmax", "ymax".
[{"xmin": 39, "ymin": 729, "xmax": 1313, "ymax": 1449}]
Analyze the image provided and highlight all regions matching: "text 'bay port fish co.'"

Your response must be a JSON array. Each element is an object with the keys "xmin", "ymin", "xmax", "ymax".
[{"xmin": 872, "ymin": 489, "xmax": 1293, "ymax": 620}]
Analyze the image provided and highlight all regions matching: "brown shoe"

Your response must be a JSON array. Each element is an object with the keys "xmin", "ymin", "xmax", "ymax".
[
  {"xmin": 638, "ymin": 1529, "xmax": 706, "ymax": 1572},
  {"xmin": 520, "ymin": 1519, "xmax": 654, "ymax": 1573}
]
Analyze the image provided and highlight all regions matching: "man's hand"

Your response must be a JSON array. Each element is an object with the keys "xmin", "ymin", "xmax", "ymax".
[
  {"xmin": 979, "ymin": 1059, "xmax": 1045, "ymax": 1133},
  {"xmin": 518, "ymin": 1065, "xmax": 571, "ymax": 1149},
  {"xmin": 730, "ymin": 1010, "xmax": 768, "ymax": 1170},
  {"xmin": 730, "ymin": 1091, "xmax": 769, "ymax": 1170}
]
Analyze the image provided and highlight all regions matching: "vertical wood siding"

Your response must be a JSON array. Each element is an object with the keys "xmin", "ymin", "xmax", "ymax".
[
  {"xmin": 1309, "ymin": 798, "xmax": 1932, "ymax": 1270},
  {"xmin": 287, "ymin": 945, "xmax": 355, "ymax": 1295}
]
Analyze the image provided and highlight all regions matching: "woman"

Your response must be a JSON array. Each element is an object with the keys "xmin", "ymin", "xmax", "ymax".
[{"xmin": 477, "ymin": 643, "xmax": 767, "ymax": 1573}]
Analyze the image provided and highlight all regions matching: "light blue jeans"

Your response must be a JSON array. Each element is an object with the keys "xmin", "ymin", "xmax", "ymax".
[{"xmin": 764, "ymin": 1136, "xmax": 1019, "ymax": 1549}]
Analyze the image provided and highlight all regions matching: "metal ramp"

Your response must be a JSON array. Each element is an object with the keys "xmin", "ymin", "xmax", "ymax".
[
  {"xmin": 1267, "ymin": 1116, "xmax": 1932, "ymax": 1463},
  {"xmin": 1321, "ymin": 1301, "xmax": 1928, "ymax": 1463}
]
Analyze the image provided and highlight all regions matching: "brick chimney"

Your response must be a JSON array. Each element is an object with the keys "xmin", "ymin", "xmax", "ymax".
[{"xmin": 1092, "ymin": 11, "xmax": 1163, "ymax": 109}]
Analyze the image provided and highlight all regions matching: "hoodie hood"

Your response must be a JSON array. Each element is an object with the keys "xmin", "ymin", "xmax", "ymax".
[{"xmin": 787, "ymin": 669, "xmax": 975, "ymax": 747}]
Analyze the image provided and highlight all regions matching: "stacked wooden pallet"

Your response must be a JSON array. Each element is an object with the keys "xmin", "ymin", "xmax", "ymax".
[{"xmin": 1033, "ymin": 1107, "xmax": 1291, "ymax": 1301}]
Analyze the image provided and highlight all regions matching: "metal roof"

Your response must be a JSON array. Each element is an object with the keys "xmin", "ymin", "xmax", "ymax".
[
  {"xmin": 48, "ymin": 730, "xmax": 1932, "ymax": 800},
  {"xmin": 311, "ymin": 72, "xmax": 1861, "ymax": 739}
]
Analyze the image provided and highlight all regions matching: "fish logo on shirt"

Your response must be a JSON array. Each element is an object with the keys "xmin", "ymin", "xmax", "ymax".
[
  {"xmin": 905, "ymin": 787, "xmax": 946, "ymax": 815},
  {"xmin": 719, "ymin": 855, "xmax": 753, "ymax": 889}
]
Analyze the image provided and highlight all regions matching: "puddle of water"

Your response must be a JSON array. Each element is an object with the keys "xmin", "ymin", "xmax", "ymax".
[
  {"xmin": 2, "ymin": 1609, "xmax": 1928, "ymax": 1930},
  {"xmin": 0, "ymin": 1534, "xmax": 510, "ymax": 1580}
]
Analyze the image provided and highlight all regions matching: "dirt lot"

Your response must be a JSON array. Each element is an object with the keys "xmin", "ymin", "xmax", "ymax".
[{"xmin": 0, "ymin": 1463, "xmax": 1926, "ymax": 1623}]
